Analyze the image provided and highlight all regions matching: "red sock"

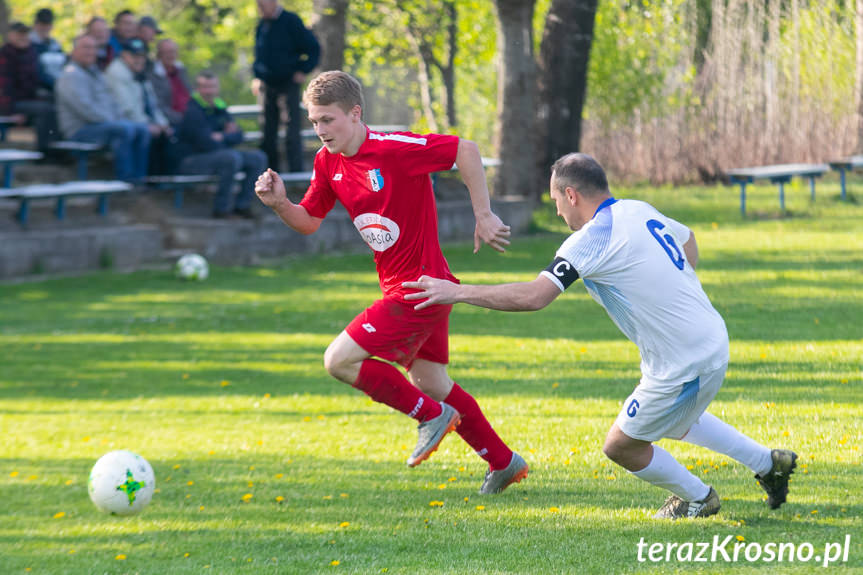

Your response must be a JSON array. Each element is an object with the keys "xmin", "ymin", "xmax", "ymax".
[
  {"xmin": 353, "ymin": 359, "xmax": 442, "ymax": 422},
  {"xmin": 444, "ymin": 383, "xmax": 513, "ymax": 470}
]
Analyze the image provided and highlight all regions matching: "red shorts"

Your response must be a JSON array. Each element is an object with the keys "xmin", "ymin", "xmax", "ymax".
[{"xmin": 345, "ymin": 297, "xmax": 452, "ymax": 368}]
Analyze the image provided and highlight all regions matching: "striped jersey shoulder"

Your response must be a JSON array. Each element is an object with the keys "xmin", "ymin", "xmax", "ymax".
[{"xmin": 367, "ymin": 131, "xmax": 429, "ymax": 147}]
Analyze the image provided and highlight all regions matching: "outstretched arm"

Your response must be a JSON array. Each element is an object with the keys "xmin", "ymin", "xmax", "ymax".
[
  {"xmin": 255, "ymin": 168, "xmax": 322, "ymax": 235},
  {"xmin": 455, "ymin": 138, "xmax": 511, "ymax": 253},
  {"xmin": 403, "ymin": 274, "xmax": 562, "ymax": 312}
]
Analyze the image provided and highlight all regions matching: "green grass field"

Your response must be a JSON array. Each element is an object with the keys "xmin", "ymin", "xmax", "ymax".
[{"xmin": 1, "ymin": 181, "xmax": 861, "ymax": 574}]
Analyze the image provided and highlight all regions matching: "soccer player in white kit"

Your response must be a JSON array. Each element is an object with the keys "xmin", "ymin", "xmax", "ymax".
[{"xmin": 403, "ymin": 153, "xmax": 798, "ymax": 518}]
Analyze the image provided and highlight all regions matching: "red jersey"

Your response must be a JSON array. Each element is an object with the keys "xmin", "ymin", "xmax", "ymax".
[{"xmin": 300, "ymin": 128, "xmax": 460, "ymax": 300}]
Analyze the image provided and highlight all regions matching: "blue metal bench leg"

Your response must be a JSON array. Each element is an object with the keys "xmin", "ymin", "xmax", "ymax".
[
  {"xmin": 739, "ymin": 182, "xmax": 747, "ymax": 216},
  {"xmin": 17, "ymin": 199, "xmax": 30, "ymax": 226},
  {"xmin": 76, "ymin": 152, "xmax": 88, "ymax": 180},
  {"xmin": 98, "ymin": 194, "xmax": 108, "ymax": 216},
  {"xmin": 778, "ymin": 181, "xmax": 785, "ymax": 211},
  {"xmin": 3, "ymin": 164, "xmax": 12, "ymax": 188},
  {"xmin": 809, "ymin": 177, "xmax": 816, "ymax": 202},
  {"xmin": 840, "ymin": 169, "xmax": 847, "ymax": 201},
  {"xmin": 174, "ymin": 188, "xmax": 184, "ymax": 209},
  {"xmin": 56, "ymin": 197, "xmax": 66, "ymax": 220}
]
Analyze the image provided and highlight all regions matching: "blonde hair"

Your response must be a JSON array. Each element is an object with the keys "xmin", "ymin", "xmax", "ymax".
[{"xmin": 303, "ymin": 71, "xmax": 364, "ymax": 114}]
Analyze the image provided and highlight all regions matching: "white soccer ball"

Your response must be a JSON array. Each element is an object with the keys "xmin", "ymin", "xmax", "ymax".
[
  {"xmin": 88, "ymin": 450, "xmax": 156, "ymax": 516},
  {"xmin": 175, "ymin": 253, "xmax": 209, "ymax": 280}
]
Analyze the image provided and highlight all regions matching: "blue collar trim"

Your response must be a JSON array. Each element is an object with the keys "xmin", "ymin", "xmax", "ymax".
[{"xmin": 593, "ymin": 197, "xmax": 617, "ymax": 219}]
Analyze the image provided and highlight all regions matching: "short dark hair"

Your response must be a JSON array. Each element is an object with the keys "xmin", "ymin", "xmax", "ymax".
[
  {"xmin": 10, "ymin": 21, "xmax": 30, "ymax": 34},
  {"xmin": 550, "ymin": 153, "xmax": 610, "ymax": 198},
  {"xmin": 196, "ymin": 70, "xmax": 218, "ymax": 81},
  {"xmin": 114, "ymin": 9, "xmax": 135, "ymax": 23},
  {"xmin": 35, "ymin": 8, "xmax": 54, "ymax": 25}
]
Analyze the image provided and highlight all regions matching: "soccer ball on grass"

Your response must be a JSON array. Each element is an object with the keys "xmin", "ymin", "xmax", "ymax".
[
  {"xmin": 88, "ymin": 450, "xmax": 156, "ymax": 516},
  {"xmin": 175, "ymin": 253, "xmax": 209, "ymax": 280}
]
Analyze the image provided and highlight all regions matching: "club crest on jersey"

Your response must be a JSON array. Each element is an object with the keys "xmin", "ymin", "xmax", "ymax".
[
  {"xmin": 367, "ymin": 168, "xmax": 384, "ymax": 192},
  {"xmin": 353, "ymin": 213, "xmax": 400, "ymax": 252}
]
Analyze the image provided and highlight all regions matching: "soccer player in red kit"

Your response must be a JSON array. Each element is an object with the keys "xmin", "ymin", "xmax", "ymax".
[{"xmin": 254, "ymin": 71, "xmax": 528, "ymax": 494}]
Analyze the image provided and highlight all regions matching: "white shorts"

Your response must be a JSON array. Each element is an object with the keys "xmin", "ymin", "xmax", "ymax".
[{"xmin": 615, "ymin": 363, "xmax": 728, "ymax": 442}]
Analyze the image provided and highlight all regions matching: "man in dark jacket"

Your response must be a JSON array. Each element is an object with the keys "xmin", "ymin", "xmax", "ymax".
[
  {"xmin": 0, "ymin": 22, "xmax": 56, "ymax": 151},
  {"xmin": 177, "ymin": 71, "xmax": 267, "ymax": 218},
  {"xmin": 253, "ymin": 0, "xmax": 319, "ymax": 172}
]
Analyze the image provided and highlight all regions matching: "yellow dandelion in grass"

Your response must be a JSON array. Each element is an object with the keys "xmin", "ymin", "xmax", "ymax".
[
  {"xmin": 185, "ymin": 494, "xmax": 191, "ymax": 499},
  {"xmin": 811, "ymin": 509, "xmax": 818, "ymax": 514},
  {"xmin": 458, "ymin": 466, "xmax": 466, "ymax": 472},
  {"xmin": 275, "ymin": 473, "xmax": 284, "ymax": 479},
  {"xmin": 330, "ymin": 560, "xmax": 340, "ymax": 566},
  {"xmin": 317, "ymin": 415, "xmax": 326, "ymax": 420},
  {"xmin": 208, "ymin": 450, "xmax": 215, "ymax": 455},
  {"xmin": 437, "ymin": 484, "xmax": 447, "ymax": 490},
  {"xmin": 9, "ymin": 471, "xmax": 18, "ymax": 478},
  {"xmin": 339, "ymin": 521, "xmax": 350, "ymax": 527},
  {"xmin": 549, "ymin": 507, "xmax": 560, "ymax": 513},
  {"xmin": 429, "ymin": 501, "xmax": 444, "ymax": 507},
  {"xmin": 552, "ymin": 382, "xmax": 559, "ymax": 389},
  {"xmin": 841, "ymin": 379, "xmax": 848, "ymax": 384},
  {"xmin": 275, "ymin": 496, "xmax": 285, "ymax": 503},
  {"xmin": 839, "ymin": 436, "xmax": 849, "ymax": 445},
  {"xmin": 323, "ymin": 495, "xmax": 333, "ymax": 500},
  {"xmin": 65, "ymin": 479, "xmax": 73, "ymax": 486},
  {"xmin": 182, "ymin": 373, "xmax": 190, "ymax": 379},
  {"xmin": 187, "ymin": 480, "xmax": 194, "ymax": 486},
  {"xmin": 264, "ymin": 393, "xmax": 271, "ymax": 399},
  {"xmin": 303, "ymin": 416, "xmax": 312, "ymax": 422},
  {"xmin": 448, "ymin": 477, "xmax": 457, "ymax": 482},
  {"xmin": 475, "ymin": 505, "xmax": 485, "ymax": 511},
  {"xmin": 199, "ymin": 505, "xmax": 205, "ymax": 511},
  {"xmin": 463, "ymin": 497, "xmax": 469, "ymax": 502},
  {"xmin": 340, "ymin": 493, "xmax": 349, "ymax": 498},
  {"xmin": 115, "ymin": 554, "xmax": 127, "ymax": 561},
  {"xmin": 220, "ymin": 380, "xmax": 230, "ymax": 387},
  {"xmin": 241, "ymin": 493, "xmax": 253, "ymax": 503},
  {"xmin": 814, "ymin": 318, "xmax": 820, "ymax": 325},
  {"xmin": 686, "ymin": 465, "xmax": 694, "ymax": 470},
  {"xmin": 711, "ymin": 222, "xmax": 719, "ymax": 230},
  {"xmin": 183, "ymin": 553, "xmax": 190, "ymax": 558},
  {"xmin": 783, "ymin": 430, "xmax": 790, "ymax": 437},
  {"xmin": 564, "ymin": 458, "xmax": 571, "ymax": 465},
  {"xmin": 68, "ymin": 549, "xmax": 76, "ymax": 554},
  {"xmin": 173, "ymin": 464, "xmax": 181, "ymax": 470},
  {"xmin": 248, "ymin": 481, "xmax": 254, "ymax": 488},
  {"xmin": 53, "ymin": 512, "xmax": 65, "ymax": 519},
  {"xmin": 736, "ymin": 536, "xmax": 744, "ymax": 542}
]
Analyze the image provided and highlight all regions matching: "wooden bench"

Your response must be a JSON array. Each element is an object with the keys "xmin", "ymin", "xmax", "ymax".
[
  {"xmin": 48, "ymin": 141, "xmax": 105, "ymax": 180},
  {"xmin": 725, "ymin": 163, "xmax": 829, "ymax": 216},
  {"xmin": 827, "ymin": 156, "xmax": 863, "ymax": 201},
  {"xmin": 0, "ymin": 116, "xmax": 18, "ymax": 142},
  {"xmin": 0, "ymin": 180, "xmax": 132, "ymax": 226},
  {"xmin": 0, "ymin": 149, "xmax": 43, "ymax": 187}
]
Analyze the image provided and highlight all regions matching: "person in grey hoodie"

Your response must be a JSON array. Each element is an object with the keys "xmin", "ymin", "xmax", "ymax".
[{"xmin": 55, "ymin": 34, "xmax": 150, "ymax": 181}]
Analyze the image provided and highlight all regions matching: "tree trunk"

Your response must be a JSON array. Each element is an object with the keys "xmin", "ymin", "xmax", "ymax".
[
  {"xmin": 535, "ymin": 0, "xmax": 598, "ymax": 195},
  {"xmin": 856, "ymin": 0, "xmax": 863, "ymax": 153},
  {"xmin": 492, "ymin": 0, "xmax": 537, "ymax": 198},
  {"xmin": 312, "ymin": 0, "xmax": 349, "ymax": 72},
  {"xmin": 0, "ymin": 0, "xmax": 9, "ymax": 38},
  {"xmin": 441, "ymin": 0, "xmax": 457, "ymax": 128}
]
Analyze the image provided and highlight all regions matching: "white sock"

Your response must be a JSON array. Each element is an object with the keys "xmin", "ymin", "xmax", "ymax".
[
  {"xmin": 682, "ymin": 412, "xmax": 773, "ymax": 476},
  {"xmin": 631, "ymin": 445, "xmax": 711, "ymax": 502}
]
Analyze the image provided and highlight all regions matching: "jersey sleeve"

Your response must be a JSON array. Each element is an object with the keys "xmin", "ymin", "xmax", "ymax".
[
  {"xmin": 382, "ymin": 132, "xmax": 459, "ymax": 176},
  {"xmin": 299, "ymin": 151, "xmax": 337, "ymax": 218},
  {"xmin": 540, "ymin": 209, "xmax": 615, "ymax": 290},
  {"xmin": 663, "ymin": 216, "xmax": 691, "ymax": 246}
]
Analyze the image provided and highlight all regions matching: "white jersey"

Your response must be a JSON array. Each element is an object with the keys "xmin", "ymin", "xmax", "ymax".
[{"xmin": 540, "ymin": 198, "xmax": 729, "ymax": 382}]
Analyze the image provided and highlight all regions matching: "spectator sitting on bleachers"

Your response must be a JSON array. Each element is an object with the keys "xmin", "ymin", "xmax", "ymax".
[
  {"xmin": 0, "ymin": 21, "xmax": 56, "ymax": 151},
  {"xmin": 177, "ymin": 71, "xmax": 266, "ymax": 219},
  {"xmin": 108, "ymin": 10, "xmax": 138, "ymax": 57},
  {"xmin": 105, "ymin": 38, "xmax": 175, "ymax": 175},
  {"xmin": 148, "ymin": 38, "xmax": 190, "ymax": 127},
  {"xmin": 56, "ymin": 35, "xmax": 151, "ymax": 182},
  {"xmin": 137, "ymin": 15, "xmax": 162, "ymax": 62},
  {"xmin": 86, "ymin": 17, "xmax": 114, "ymax": 70},
  {"xmin": 29, "ymin": 8, "xmax": 66, "ymax": 94}
]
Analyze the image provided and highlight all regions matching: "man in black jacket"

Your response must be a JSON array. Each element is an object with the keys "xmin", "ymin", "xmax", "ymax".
[
  {"xmin": 177, "ymin": 71, "xmax": 267, "ymax": 218},
  {"xmin": 254, "ymin": 0, "xmax": 319, "ymax": 172}
]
